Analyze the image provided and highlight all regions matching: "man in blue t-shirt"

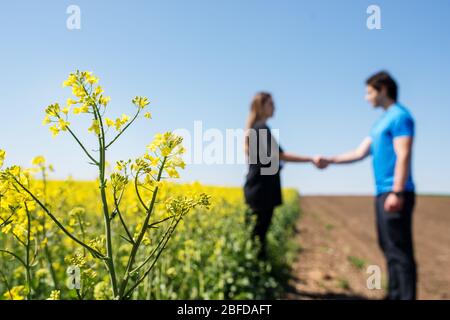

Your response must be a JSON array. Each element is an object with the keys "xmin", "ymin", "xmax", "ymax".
[{"xmin": 316, "ymin": 71, "xmax": 417, "ymax": 300}]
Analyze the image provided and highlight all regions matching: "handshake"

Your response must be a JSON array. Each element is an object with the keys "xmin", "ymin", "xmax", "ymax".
[{"xmin": 312, "ymin": 156, "xmax": 333, "ymax": 170}]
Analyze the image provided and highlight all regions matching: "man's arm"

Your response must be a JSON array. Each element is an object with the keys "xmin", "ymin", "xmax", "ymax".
[
  {"xmin": 392, "ymin": 136, "xmax": 413, "ymax": 192},
  {"xmin": 328, "ymin": 137, "xmax": 372, "ymax": 164},
  {"xmin": 313, "ymin": 138, "xmax": 371, "ymax": 169},
  {"xmin": 384, "ymin": 136, "xmax": 413, "ymax": 212}
]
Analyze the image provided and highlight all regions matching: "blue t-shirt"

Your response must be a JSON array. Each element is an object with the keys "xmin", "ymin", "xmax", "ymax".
[{"xmin": 370, "ymin": 103, "xmax": 415, "ymax": 195}]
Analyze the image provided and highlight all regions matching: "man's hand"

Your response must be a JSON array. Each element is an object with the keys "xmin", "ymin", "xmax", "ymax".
[
  {"xmin": 313, "ymin": 156, "xmax": 330, "ymax": 169},
  {"xmin": 384, "ymin": 193, "xmax": 404, "ymax": 213}
]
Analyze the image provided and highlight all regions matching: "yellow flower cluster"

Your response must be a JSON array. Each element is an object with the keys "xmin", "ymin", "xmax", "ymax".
[
  {"xmin": 104, "ymin": 114, "xmax": 129, "ymax": 131},
  {"xmin": 0, "ymin": 150, "xmax": 5, "ymax": 167},
  {"xmin": 43, "ymin": 103, "xmax": 70, "ymax": 137},
  {"xmin": 132, "ymin": 96, "xmax": 150, "ymax": 109},
  {"xmin": 47, "ymin": 290, "xmax": 60, "ymax": 300},
  {"xmin": 3, "ymin": 285, "xmax": 27, "ymax": 300},
  {"xmin": 42, "ymin": 71, "xmax": 151, "ymax": 138},
  {"xmin": 111, "ymin": 132, "xmax": 187, "ymax": 193}
]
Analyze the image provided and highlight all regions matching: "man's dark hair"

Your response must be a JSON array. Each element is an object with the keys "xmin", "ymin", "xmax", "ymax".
[{"xmin": 366, "ymin": 71, "xmax": 398, "ymax": 101}]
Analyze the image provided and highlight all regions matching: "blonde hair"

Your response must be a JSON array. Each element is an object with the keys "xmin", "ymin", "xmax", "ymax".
[{"xmin": 244, "ymin": 92, "xmax": 272, "ymax": 156}]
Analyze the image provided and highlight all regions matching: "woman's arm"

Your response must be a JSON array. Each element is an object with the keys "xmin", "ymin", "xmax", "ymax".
[{"xmin": 280, "ymin": 152, "xmax": 313, "ymax": 163}]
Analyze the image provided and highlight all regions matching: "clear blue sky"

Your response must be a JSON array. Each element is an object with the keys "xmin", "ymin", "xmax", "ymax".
[{"xmin": 1, "ymin": 0, "xmax": 449, "ymax": 195}]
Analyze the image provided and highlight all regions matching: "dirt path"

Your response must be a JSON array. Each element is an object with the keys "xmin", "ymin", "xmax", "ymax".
[{"xmin": 285, "ymin": 196, "xmax": 450, "ymax": 300}]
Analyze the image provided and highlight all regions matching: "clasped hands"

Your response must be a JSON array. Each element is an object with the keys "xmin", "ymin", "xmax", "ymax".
[{"xmin": 311, "ymin": 156, "xmax": 332, "ymax": 170}]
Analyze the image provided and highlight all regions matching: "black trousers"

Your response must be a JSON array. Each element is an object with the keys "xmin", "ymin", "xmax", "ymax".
[
  {"xmin": 375, "ymin": 192, "xmax": 417, "ymax": 300},
  {"xmin": 248, "ymin": 207, "xmax": 274, "ymax": 257}
]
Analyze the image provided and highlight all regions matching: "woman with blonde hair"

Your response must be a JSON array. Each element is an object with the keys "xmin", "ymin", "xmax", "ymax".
[{"xmin": 244, "ymin": 92, "xmax": 315, "ymax": 258}]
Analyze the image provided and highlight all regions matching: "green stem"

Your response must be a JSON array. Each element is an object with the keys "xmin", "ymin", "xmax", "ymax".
[
  {"xmin": 0, "ymin": 270, "xmax": 13, "ymax": 300},
  {"xmin": 113, "ymin": 193, "xmax": 134, "ymax": 244},
  {"xmin": 124, "ymin": 217, "xmax": 181, "ymax": 298},
  {"xmin": 89, "ymin": 91, "xmax": 119, "ymax": 298},
  {"xmin": 134, "ymin": 170, "xmax": 149, "ymax": 211},
  {"xmin": 118, "ymin": 157, "xmax": 166, "ymax": 298},
  {"xmin": 65, "ymin": 126, "xmax": 99, "ymax": 165},
  {"xmin": 24, "ymin": 203, "xmax": 32, "ymax": 299},
  {"xmin": 105, "ymin": 108, "xmax": 141, "ymax": 150},
  {"xmin": 0, "ymin": 249, "xmax": 27, "ymax": 268},
  {"xmin": 75, "ymin": 211, "xmax": 87, "ymax": 257},
  {"xmin": 130, "ymin": 216, "xmax": 177, "ymax": 274},
  {"xmin": 41, "ymin": 169, "xmax": 58, "ymax": 289},
  {"xmin": 147, "ymin": 214, "xmax": 177, "ymax": 229},
  {"xmin": 10, "ymin": 175, "xmax": 104, "ymax": 258},
  {"xmin": 0, "ymin": 215, "xmax": 27, "ymax": 247},
  {"xmin": 43, "ymin": 245, "xmax": 58, "ymax": 289}
]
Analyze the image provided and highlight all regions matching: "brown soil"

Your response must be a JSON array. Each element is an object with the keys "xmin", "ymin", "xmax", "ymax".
[{"xmin": 285, "ymin": 196, "xmax": 450, "ymax": 300}]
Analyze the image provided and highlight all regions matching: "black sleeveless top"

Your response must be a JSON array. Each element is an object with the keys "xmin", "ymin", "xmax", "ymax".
[{"xmin": 244, "ymin": 121, "xmax": 284, "ymax": 210}]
